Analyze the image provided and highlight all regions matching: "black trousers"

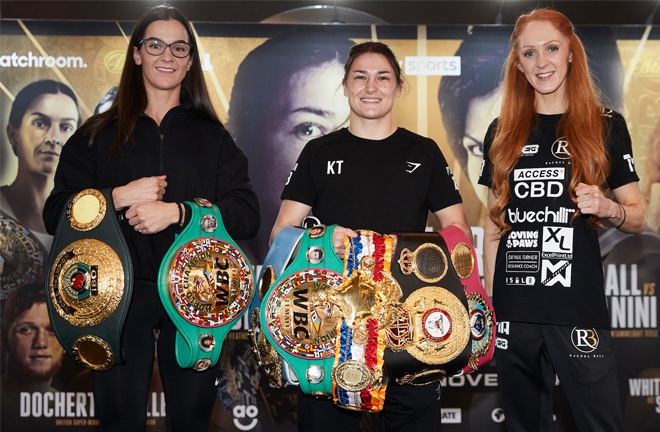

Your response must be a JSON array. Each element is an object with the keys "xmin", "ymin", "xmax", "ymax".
[
  {"xmin": 297, "ymin": 380, "xmax": 443, "ymax": 432},
  {"xmin": 495, "ymin": 321, "xmax": 624, "ymax": 432},
  {"xmin": 91, "ymin": 279, "xmax": 219, "ymax": 432}
]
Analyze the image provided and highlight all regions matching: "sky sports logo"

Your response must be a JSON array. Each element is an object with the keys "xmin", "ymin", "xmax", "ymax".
[
  {"xmin": 1, "ymin": 52, "xmax": 87, "ymax": 68},
  {"xmin": 404, "ymin": 56, "xmax": 460, "ymax": 76}
]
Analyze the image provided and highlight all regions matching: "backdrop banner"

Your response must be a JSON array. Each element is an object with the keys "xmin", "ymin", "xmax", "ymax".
[{"xmin": 1, "ymin": 19, "xmax": 658, "ymax": 432}]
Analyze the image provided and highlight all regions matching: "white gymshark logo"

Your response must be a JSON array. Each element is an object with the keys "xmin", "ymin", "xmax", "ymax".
[{"xmin": 406, "ymin": 161, "xmax": 421, "ymax": 173}]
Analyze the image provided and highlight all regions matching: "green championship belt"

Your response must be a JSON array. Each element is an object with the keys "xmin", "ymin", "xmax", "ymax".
[
  {"xmin": 46, "ymin": 188, "xmax": 133, "ymax": 371},
  {"xmin": 158, "ymin": 198, "xmax": 254, "ymax": 371},
  {"xmin": 260, "ymin": 224, "xmax": 344, "ymax": 396},
  {"xmin": 248, "ymin": 225, "xmax": 305, "ymax": 388}
]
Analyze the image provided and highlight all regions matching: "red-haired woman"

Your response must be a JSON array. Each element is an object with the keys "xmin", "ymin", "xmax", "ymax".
[{"xmin": 479, "ymin": 9, "xmax": 645, "ymax": 432}]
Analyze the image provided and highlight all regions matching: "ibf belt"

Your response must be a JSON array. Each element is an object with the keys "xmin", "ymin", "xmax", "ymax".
[
  {"xmin": 384, "ymin": 230, "xmax": 472, "ymax": 385},
  {"xmin": 46, "ymin": 188, "xmax": 133, "ymax": 371},
  {"xmin": 440, "ymin": 226, "xmax": 496, "ymax": 375},
  {"xmin": 260, "ymin": 224, "xmax": 344, "ymax": 396},
  {"xmin": 158, "ymin": 199, "xmax": 254, "ymax": 372},
  {"xmin": 248, "ymin": 226, "xmax": 305, "ymax": 388},
  {"xmin": 329, "ymin": 231, "xmax": 401, "ymax": 412}
]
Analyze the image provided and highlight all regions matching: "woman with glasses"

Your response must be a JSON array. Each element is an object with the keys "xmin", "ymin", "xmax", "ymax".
[{"xmin": 43, "ymin": 5, "xmax": 260, "ymax": 431}]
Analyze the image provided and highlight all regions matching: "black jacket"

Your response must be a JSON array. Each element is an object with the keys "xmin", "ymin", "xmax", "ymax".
[{"xmin": 43, "ymin": 102, "xmax": 260, "ymax": 281}]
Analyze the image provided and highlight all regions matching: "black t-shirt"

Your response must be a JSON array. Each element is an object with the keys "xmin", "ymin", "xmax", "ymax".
[
  {"xmin": 478, "ymin": 110, "xmax": 639, "ymax": 328},
  {"xmin": 282, "ymin": 127, "xmax": 462, "ymax": 233}
]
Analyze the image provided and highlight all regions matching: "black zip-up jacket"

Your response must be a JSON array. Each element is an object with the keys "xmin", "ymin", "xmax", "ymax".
[{"xmin": 43, "ymin": 101, "xmax": 260, "ymax": 281}]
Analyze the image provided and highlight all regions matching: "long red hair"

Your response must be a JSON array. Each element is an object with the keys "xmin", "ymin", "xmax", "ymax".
[{"xmin": 489, "ymin": 9, "xmax": 610, "ymax": 233}]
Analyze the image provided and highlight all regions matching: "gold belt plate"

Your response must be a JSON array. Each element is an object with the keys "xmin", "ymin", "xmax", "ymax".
[{"xmin": 48, "ymin": 239, "xmax": 124, "ymax": 327}]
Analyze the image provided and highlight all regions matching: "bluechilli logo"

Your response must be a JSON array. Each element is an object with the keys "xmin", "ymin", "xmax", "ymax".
[{"xmin": 571, "ymin": 327, "xmax": 599, "ymax": 353}]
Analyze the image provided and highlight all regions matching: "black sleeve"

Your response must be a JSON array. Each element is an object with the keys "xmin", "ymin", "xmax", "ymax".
[
  {"xmin": 214, "ymin": 129, "xmax": 261, "ymax": 240},
  {"xmin": 477, "ymin": 118, "xmax": 499, "ymax": 189},
  {"xmin": 43, "ymin": 130, "xmax": 98, "ymax": 235},
  {"xmin": 604, "ymin": 110, "xmax": 640, "ymax": 190},
  {"xmin": 425, "ymin": 138, "xmax": 463, "ymax": 212},
  {"xmin": 280, "ymin": 138, "xmax": 321, "ymax": 207}
]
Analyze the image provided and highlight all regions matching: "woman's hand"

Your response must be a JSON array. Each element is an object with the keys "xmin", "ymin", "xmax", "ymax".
[
  {"xmin": 575, "ymin": 182, "xmax": 647, "ymax": 233},
  {"xmin": 332, "ymin": 226, "xmax": 358, "ymax": 258},
  {"xmin": 126, "ymin": 201, "xmax": 179, "ymax": 235},
  {"xmin": 112, "ymin": 175, "xmax": 167, "ymax": 210},
  {"xmin": 575, "ymin": 183, "xmax": 616, "ymax": 219}
]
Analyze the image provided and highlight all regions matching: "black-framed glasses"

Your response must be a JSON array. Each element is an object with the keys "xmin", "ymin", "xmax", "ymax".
[{"xmin": 138, "ymin": 38, "xmax": 193, "ymax": 58}]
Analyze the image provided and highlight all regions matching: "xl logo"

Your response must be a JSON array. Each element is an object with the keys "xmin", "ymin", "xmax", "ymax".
[
  {"xmin": 571, "ymin": 327, "xmax": 599, "ymax": 353},
  {"xmin": 233, "ymin": 405, "xmax": 259, "ymax": 431},
  {"xmin": 542, "ymin": 226, "xmax": 573, "ymax": 253},
  {"xmin": 551, "ymin": 138, "xmax": 571, "ymax": 160}
]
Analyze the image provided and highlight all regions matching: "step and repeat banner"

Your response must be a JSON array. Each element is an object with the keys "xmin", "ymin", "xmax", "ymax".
[{"xmin": 1, "ymin": 18, "xmax": 659, "ymax": 432}]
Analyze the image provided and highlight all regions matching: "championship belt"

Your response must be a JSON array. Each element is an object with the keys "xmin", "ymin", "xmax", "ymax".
[
  {"xmin": 46, "ymin": 188, "xmax": 132, "ymax": 371},
  {"xmin": 328, "ymin": 230, "xmax": 402, "ymax": 412},
  {"xmin": 0, "ymin": 213, "xmax": 48, "ymax": 300},
  {"xmin": 384, "ymin": 229, "xmax": 472, "ymax": 385},
  {"xmin": 248, "ymin": 226, "xmax": 305, "ymax": 387},
  {"xmin": 440, "ymin": 226, "xmax": 496, "ymax": 375},
  {"xmin": 158, "ymin": 198, "xmax": 254, "ymax": 371},
  {"xmin": 260, "ymin": 224, "xmax": 344, "ymax": 396}
]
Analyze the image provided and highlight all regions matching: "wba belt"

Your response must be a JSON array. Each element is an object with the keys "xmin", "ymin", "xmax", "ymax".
[
  {"xmin": 384, "ymin": 228, "xmax": 472, "ymax": 385},
  {"xmin": 158, "ymin": 198, "xmax": 254, "ymax": 371},
  {"xmin": 259, "ymin": 224, "xmax": 344, "ymax": 396},
  {"xmin": 46, "ymin": 188, "xmax": 133, "ymax": 371}
]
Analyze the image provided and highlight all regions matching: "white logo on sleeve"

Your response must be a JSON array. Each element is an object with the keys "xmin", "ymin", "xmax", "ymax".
[
  {"xmin": 406, "ymin": 161, "xmax": 421, "ymax": 173},
  {"xmin": 327, "ymin": 160, "xmax": 344, "ymax": 174},
  {"xmin": 285, "ymin": 163, "xmax": 298, "ymax": 185},
  {"xmin": 623, "ymin": 154, "xmax": 635, "ymax": 172}
]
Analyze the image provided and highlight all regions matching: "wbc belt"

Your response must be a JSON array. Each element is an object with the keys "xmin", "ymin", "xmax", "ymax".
[
  {"xmin": 158, "ymin": 198, "xmax": 254, "ymax": 371},
  {"xmin": 260, "ymin": 224, "xmax": 344, "ymax": 396},
  {"xmin": 384, "ymin": 228, "xmax": 472, "ymax": 385},
  {"xmin": 248, "ymin": 225, "xmax": 305, "ymax": 388},
  {"xmin": 46, "ymin": 188, "xmax": 132, "ymax": 372}
]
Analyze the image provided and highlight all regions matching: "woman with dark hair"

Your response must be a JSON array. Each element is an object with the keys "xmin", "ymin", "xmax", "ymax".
[
  {"xmin": 272, "ymin": 41, "xmax": 471, "ymax": 432},
  {"xmin": 1, "ymin": 80, "xmax": 81, "ymax": 297},
  {"xmin": 479, "ymin": 9, "xmax": 645, "ymax": 432},
  {"xmin": 43, "ymin": 5, "xmax": 259, "ymax": 431},
  {"xmin": 228, "ymin": 31, "xmax": 354, "ymax": 262}
]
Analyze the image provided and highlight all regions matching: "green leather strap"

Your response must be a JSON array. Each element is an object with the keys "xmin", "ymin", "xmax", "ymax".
[
  {"xmin": 46, "ymin": 188, "xmax": 133, "ymax": 372},
  {"xmin": 260, "ymin": 224, "xmax": 344, "ymax": 396},
  {"xmin": 158, "ymin": 199, "xmax": 254, "ymax": 371}
]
